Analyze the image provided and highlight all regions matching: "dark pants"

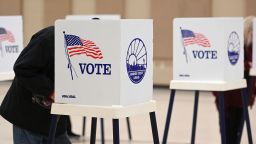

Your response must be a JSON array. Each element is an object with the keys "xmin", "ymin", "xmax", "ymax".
[
  {"xmin": 224, "ymin": 107, "xmax": 243, "ymax": 144},
  {"xmin": 66, "ymin": 116, "xmax": 72, "ymax": 135},
  {"xmin": 13, "ymin": 125, "xmax": 71, "ymax": 144}
]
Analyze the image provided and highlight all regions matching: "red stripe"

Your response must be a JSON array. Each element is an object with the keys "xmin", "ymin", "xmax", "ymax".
[
  {"xmin": 67, "ymin": 47, "xmax": 102, "ymax": 54},
  {"xmin": 70, "ymin": 51, "xmax": 103, "ymax": 59},
  {"xmin": 67, "ymin": 46, "xmax": 100, "ymax": 52},
  {"xmin": 81, "ymin": 39, "xmax": 96, "ymax": 46},
  {"xmin": 69, "ymin": 49, "xmax": 102, "ymax": 57},
  {"xmin": 68, "ymin": 46, "xmax": 103, "ymax": 59}
]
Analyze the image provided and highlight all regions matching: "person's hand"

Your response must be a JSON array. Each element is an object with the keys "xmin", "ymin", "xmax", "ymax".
[
  {"xmin": 48, "ymin": 91, "xmax": 55, "ymax": 102},
  {"xmin": 42, "ymin": 91, "xmax": 55, "ymax": 109},
  {"xmin": 31, "ymin": 91, "xmax": 54, "ymax": 109}
]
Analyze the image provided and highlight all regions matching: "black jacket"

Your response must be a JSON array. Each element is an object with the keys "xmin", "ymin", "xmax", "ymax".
[{"xmin": 0, "ymin": 26, "xmax": 67, "ymax": 136}]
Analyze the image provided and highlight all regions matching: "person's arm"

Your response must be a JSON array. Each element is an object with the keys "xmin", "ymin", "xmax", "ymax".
[{"xmin": 14, "ymin": 32, "xmax": 54, "ymax": 99}]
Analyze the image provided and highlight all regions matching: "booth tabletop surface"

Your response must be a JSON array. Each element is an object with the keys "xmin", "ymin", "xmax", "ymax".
[
  {"xmin": 170, "ymin": 79, "xmax": 246, "ymax": 91},
  {"xmin": 51, "ymin": 100, "xmax": 156, "ymax": 119}
]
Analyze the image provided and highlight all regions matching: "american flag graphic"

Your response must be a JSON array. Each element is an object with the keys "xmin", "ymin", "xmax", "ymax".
[
  {"xmin": 181, "ymin": 29, "xmax": 211, "ymax": 47},
  {"xmin": 0, "ymin": 28, "xmax": 15, "ymax": 43},
  {"xmin": 64, "ymin": 34, "xmax": 103, "ymax": 59}
]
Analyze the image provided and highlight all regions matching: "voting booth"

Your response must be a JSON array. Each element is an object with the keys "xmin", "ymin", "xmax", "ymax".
[
  {"xmin": 162, "ymin": 18, "xmax": 253, "ymax": 144},
  {"xmin": 173, "ymin": 18, "xmax": 244, "ymax": 83},
  {"xmin": 55, "ymin": 19, "xmax": 153, "ymax": 106},
  {"xmin": 49, "ymin": 19, "xmax": 159, "ymax": 144},
  {"xmin": 0, "ymin": 16, "xmax": 23, "ymax": 81}
]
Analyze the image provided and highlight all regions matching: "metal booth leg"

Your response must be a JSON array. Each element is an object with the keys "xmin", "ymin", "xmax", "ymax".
[
  {"xmin": 219, "ymin": 92, "xmax": 226, "ymax": 144},
  {"xmin": 237, "ymin": 77, "xmax": 255, "ymax": 144},
  {"xmin": 162, "ymin": 89, "xmax": 176, "ymax": 144},
  {"xmin": 150, "ymin": 112, "xmax": 160, "ymax": 144},
  {"xmin": 47, "ymin": 115, "xmax": 60, "ymax": 144},
  {"xmin": 126, "ymin": 117, "xmax": 132, "ymax": 140},
  {"xmin": 90, "ymin": 117, "xmax": 97, "ymax": 144},
  {"xmin": 100, "ymin": 118, "xmax": 105, "ymax": 144},
  {"xmin": 97, "ymin": 117, "xmax": 131, "ymax": 144},
  {"xmin": 82, "ymin": 117, "xmax": 86, "ymax": 136},
  {"xmin": 191, "ymin": 90, "xmax": 199, "ymax": 144},
  {"xmin": 241, "ymin": 88, "xmax": 253, "ymax": 144},
  {"xmin": 113, "ymin": 119, "xmax": 120, "ymax": 144}
]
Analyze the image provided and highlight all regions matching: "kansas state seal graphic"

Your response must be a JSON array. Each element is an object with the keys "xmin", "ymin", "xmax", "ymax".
[
  {"xmin": 126, "ymin": 38, "xmax": 147, "ymax": 84},
  {"xmin": 227, "ymin": 31, "xmax": 240, "ymax": 65}
]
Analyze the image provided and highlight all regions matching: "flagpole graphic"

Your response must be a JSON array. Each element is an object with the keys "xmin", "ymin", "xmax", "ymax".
[
  {"xmin": 63, "ymin": 31, "xmax": 77, "ymax": 80},
  {"xmin": 180, "ymin": 27, "xmax": 189, "ymax": 63}
]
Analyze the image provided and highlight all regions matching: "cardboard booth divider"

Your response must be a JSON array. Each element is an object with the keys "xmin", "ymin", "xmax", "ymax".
[
  {"xmin": 173, "ymin": 18, "xmax": 244, "ymax": 83},
  {"xmin": 0, "ymin": 16, "xmax": 23, "ymax": 81},
  {"xmin": 55, "ymin": 19, "xmax": 153, "ymax": 106}
]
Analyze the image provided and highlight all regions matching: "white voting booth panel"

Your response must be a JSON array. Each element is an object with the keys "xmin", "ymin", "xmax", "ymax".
[
  {"xmin": 250, "ymin": 17, "xmax": 256, "ymax": 76},
  {"xmin": 173, "ymin": 18, "xmax": 244, "ymax": 83},
  {"xmin": 55, "ymin": 19, "xmax": 153, "ymax": 106},
  {"xmin": 0, "ymin": 16, "xmax": 23, "ymax": 81},
  {"xmin": 65, "ymin": 15, "xmax": 120, "ymax": 20},
  {"xmin": 252, "ymin": 18, "xmax": 256, "ymax": 74}
]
